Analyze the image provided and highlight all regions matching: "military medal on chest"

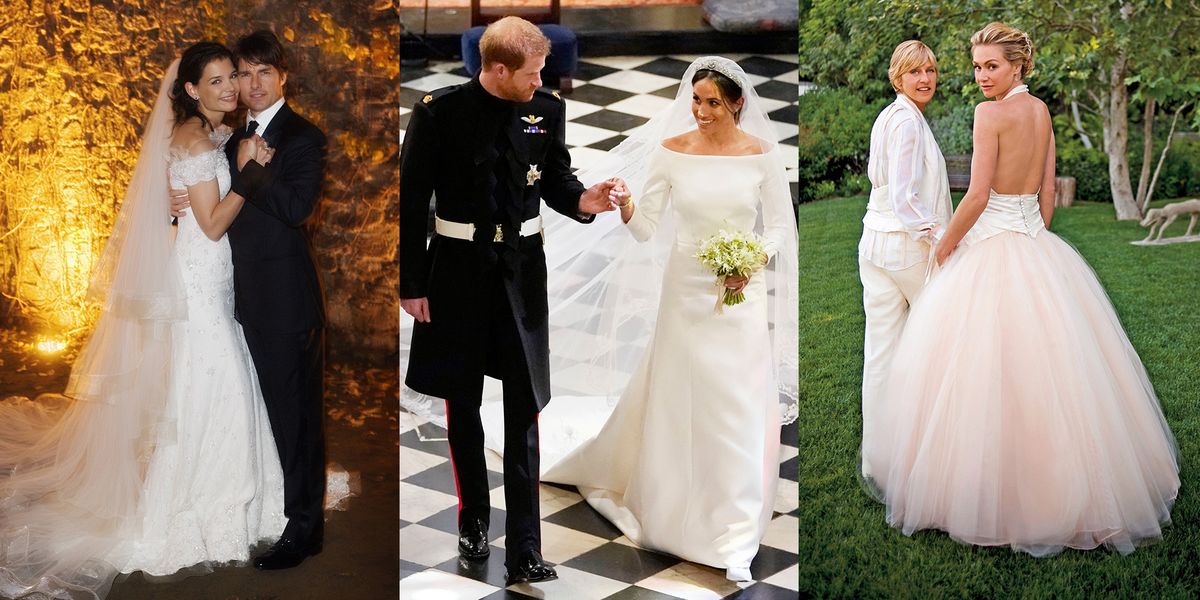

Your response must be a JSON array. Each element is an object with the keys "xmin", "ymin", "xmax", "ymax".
[
  {"xmin": 521, "ymin": 114, "xmax": 547, "ymax": 135},
  {"xmin": 526, "ymin": 164, "xmax": 541, "ymax": 186}
]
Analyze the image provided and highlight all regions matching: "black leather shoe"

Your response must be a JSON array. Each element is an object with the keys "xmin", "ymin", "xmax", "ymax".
[
  {"xmin": 505, "ymin": 551, "xmax": 558, "ymax": 586},
  {"xmin": 458, "ymin": 518, "xmax": 490, "ymax": 559},
  {"xmin": 253, "ymin": 535, "xmax": 322, "ymax": 570}
]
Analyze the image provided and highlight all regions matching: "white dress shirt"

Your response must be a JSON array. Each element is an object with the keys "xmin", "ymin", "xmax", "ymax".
[
  {"xmin": 859, "ymin": 94, "xmax": 953, "ymax": 271},
  {"xmin": 247, "ymin": 97, "xmax": 286, "ymax": 135}
]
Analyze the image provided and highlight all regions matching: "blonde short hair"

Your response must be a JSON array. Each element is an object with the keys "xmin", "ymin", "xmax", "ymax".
[
  {"xmin": 971, "ymin": 22, "xmax": 1034, "ymax": 79},
  {"xmin": 888, "ymin": 41, "xmax": 938, "ymax": 93},
  {"xmin": 480, "ymin": 16, "xmax": 551, "ymax": 71}
]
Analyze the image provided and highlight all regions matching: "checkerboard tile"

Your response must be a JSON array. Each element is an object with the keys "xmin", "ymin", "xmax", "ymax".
[
  {"xmin": 401, "ymin": 53, "xmax": 799, "ymax": 599},
  {"xmin": 400, "ymin": 409, "xmax": 800, "ymax": 598}
]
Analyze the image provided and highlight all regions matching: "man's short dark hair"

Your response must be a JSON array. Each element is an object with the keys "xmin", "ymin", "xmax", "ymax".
[{"xmin": 234, "ymin": 29, "xmax": 289, "ymax": 72}]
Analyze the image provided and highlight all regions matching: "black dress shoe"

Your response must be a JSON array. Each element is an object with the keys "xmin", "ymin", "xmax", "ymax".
[
  {"xmin": 253, "ymin": 535, "xmax": 322, "ymax": 570},
  {"xmin": 505, "ymin": 550, "xmax": 558, "ymax": 586},
  {"xmin": 458, "ymin": 518, "xmax": 490, "ymax": 559}
]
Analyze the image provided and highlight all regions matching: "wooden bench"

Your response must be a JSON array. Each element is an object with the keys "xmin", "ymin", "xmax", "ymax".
[{"xmin": 945, "ymin": 154, "xmax": 971, "ymax": 192}]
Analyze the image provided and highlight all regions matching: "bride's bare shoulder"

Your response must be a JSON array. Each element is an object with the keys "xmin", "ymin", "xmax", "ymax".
[
  {"xmin": 972, "ymin": 100, "xmax": 1007, "ymax": 131},
  {"xmin": 739, "ymin": 133, "xmax": 771, "ymax": 155},
  {"xmin": 170, "ymin": 120, "xmax": 216, "ymax": 155},
  {"xmin": 662, "ymin": 132, "xmax": 695, "ymax": 152},
  {"xmin": 1031, "ymin": 95, "xmax": 1051, "ymax": 118}
]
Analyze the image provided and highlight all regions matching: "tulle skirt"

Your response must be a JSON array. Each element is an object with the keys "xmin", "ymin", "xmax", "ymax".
[{"xmin": 863, "ymin": 230, "xmax": 1180, "ymax": 556}]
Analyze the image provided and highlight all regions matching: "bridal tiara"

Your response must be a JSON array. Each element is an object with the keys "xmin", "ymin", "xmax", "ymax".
[{"xmin": 691, "ymin": 57, "xmax": 747, "ymax": 88}]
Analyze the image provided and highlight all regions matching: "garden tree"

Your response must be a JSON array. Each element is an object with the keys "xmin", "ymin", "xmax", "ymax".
[
  {"xmin": 795, "ymin": 87, "xmax": 886, "ymax": 202},
  {"xmin": 798, "ymin": 0, "xmax": 916, "ymax": 99},
  {"xmin": 799, "ymin": 0, "xmax": 1200, "ymax": 220},
  {"xmin": 1129, "ymin": 70, "xmax": 1200, "ymax": 212},
  {"xmin": 1133, "ymin": 98, "xmax": 1195, "ymax": 213},
  {"xmin": 1034, "ymin": 0, "xmax": 1200, "ymax": 219}
]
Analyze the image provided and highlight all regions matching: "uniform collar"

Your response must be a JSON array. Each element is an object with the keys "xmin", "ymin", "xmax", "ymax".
[{"xmin": 469, "ymin": 76, "xmax": 514, "ymax": 112}]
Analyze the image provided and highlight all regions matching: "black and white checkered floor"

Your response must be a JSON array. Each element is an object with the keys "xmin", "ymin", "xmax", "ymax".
[
  {"xmin": 400, "ymin": 411, "xmax": 800, "ymax": 599},
  {"xmin": 400, "ymin": 54, "xmax": 800, "ymax": 599},
  {"xmin": 400, "ymin": 53, "xmax": 800, "ymax": 198}
]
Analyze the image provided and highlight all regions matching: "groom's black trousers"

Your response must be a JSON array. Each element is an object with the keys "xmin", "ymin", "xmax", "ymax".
[
  {"xmin": 445, "ymin": 270, "xmax": 542, "ymax": 565},
  {"xmin": 243, "ymin": 324, "xmax": 327, "ymax": 545}
]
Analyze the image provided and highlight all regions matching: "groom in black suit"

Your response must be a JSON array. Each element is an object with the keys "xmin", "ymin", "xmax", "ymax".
[
  {"xmin": 225, "ymin": 30, "xmax": 328, "ymax": 570},
  {"xmin": 400, "ymin": 16, "xmax": 624, "ymax": 586}
]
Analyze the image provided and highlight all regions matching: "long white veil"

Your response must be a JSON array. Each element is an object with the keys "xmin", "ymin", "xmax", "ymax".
[
  {"xmin": 0, "ymin": 59, "xmax": 187, "ymax": 600},
  {"xmin": 400, "ymin": 57, "xmax": 799, "ymax": 444}
]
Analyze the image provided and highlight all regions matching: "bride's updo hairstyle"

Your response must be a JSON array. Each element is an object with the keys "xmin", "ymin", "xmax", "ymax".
[
  {"xmin": 691, "ymin": 68, "xmax": 744, "ymax": 123},
  {"xmin": 970, "ymin": 22, "xmax": 1035, "ymax": 79},
  {"xmin": 170, "ymin": 41, "xmax": 235, "ymax": 131}
]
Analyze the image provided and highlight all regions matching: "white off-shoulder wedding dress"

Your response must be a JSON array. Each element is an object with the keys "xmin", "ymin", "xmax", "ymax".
[
  {"xmin": 532, "ymin": 145, "xmax": 793, "ymax": 576},
  {"xmin": 120, "ymin": 131, "xmax": 288, "ymax": 573},
  {"xmin": 0, "ymin": 130, "xmax": 286, "ymax": 599}
]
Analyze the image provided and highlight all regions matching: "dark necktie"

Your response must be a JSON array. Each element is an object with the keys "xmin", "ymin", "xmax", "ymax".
[{"xmin": 247, "ymin": 120, "xmax": 259, "ymax": 136}]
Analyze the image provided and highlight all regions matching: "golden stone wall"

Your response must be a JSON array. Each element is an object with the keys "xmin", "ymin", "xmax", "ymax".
[
  {"xmin": 0, "ymin": 1, "xmax": 399, "ymax": 359},
  {"xmin": 226, "ymin": 0, "xmax": 400, "ymax": 360},
  {"xmin": 0, "ymin": 0, "xmax": 223, "ymax": 336}
]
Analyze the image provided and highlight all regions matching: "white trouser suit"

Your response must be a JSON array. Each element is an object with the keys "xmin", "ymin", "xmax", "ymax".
[{"xmin": 859, "ymin": 94, "xmax": 952, "ymax": 478}]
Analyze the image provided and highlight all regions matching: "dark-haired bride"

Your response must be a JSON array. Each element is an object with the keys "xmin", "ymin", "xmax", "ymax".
[
  {"xmin": 483, "ymin": 56, "xmax": 799, "ymax": 582},
  {"xmin": 0, "ymin": 42, "xmax": 287, "ymax": 599}
]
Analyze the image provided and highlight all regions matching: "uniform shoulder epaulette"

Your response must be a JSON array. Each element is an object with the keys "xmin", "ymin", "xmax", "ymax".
[
  {"xmin": 533, "ymin": 87, "xmax": 564, "ymax": 103},
  {"xmin": 419, "ymin": 85, "xmax": 461, "ymax": 107}
]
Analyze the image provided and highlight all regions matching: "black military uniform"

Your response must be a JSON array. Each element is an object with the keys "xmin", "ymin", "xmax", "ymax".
[{"xmin": 399, "ymin": 76, "xmax": 592, "ymax": 569}]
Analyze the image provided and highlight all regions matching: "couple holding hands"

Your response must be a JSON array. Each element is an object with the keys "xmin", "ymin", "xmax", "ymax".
[{"xmin": 400, "ymin": 17, "xmax": 798, "ymax": 585}]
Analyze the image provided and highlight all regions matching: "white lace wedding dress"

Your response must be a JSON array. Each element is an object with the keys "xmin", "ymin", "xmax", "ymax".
[
  {"xmin": 0, "ymin": 130, "xmax": 286, "ymax": 599},
  {"xmin": 119, "ymin": 131, "xmax": 287, "ymax": 572},
  {"xmin": 532, "ymin": 146, "xmax": 791, "ymax": 574}
]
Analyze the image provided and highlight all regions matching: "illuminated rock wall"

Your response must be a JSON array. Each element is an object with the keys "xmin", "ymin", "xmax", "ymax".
[
  {"xmin": 0, "ymin": 1, "xmax": 399, "ymax": 359},
  {"xmin": 226, "ymin": 0, "xmax": 400, "ymax": 360},
  {"xmin": 0, "ymin": 1, "xmax": 223, "ymax": 334}
]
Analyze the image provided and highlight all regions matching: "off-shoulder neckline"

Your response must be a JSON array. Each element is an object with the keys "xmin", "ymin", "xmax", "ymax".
[{"xmin": 658, "ymin": 144, "xmax": 767, "ymax": 158}]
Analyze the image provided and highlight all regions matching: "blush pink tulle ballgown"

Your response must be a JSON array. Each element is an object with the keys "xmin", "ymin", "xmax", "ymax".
[{"xmin": 863, "ymin": 190, "xmax": 1180, "ymax": 557}]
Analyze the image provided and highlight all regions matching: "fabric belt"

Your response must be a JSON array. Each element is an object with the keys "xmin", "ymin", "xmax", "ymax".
[{"xmin": 435, "ymin": 216, "xmax": 543, "ymax": 243}]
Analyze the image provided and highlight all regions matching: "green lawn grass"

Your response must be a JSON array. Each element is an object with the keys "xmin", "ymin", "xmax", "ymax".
[{"xmin": 798, "ymin": 196, "xmax": 1200, "ymax": 598}]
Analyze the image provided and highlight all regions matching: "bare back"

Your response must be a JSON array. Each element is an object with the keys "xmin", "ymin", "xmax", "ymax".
[{"xmin": 983, "ymin": 93, "xmax": 1053, "ymax": 195}]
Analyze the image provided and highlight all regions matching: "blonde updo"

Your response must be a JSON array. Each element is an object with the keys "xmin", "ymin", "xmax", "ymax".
[
  {"xmin": 887, "ymin": 40, "xmax": 938, "ymax": 94},
  {"xmin": 971, "ymin": 22, "xmax": 1034, "ymax": 79}
]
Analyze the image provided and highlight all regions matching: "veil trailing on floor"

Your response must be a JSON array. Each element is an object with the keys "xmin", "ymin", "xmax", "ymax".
[
  {"xmin": 0, "ymin": 59, "xmax": 187, "ymax": 600},
  {"xmin": 400, "ymin": 57, "xmax": 799, "ymax": 451}
]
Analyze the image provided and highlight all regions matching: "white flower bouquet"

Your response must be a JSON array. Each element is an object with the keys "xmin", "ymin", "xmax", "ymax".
[{"xmin": 694, "ymin": 229, "xmax": 768, "ymax": 312}]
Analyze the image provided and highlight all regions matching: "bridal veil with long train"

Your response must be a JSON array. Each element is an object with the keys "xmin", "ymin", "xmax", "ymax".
[
  {"xmin": 482, "ymin": 57, "xmax": 799, "ymax": 574},
  {"xmin": 0, "ymin": 59, "xmax": 287, "ymax": 600}
]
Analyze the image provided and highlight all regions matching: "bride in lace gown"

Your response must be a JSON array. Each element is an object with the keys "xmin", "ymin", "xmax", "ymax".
[
  {"xmin": 0, "ymin": 43, "xmax": 285, "ymax": 599},
  {"xmin": 478, "ymin": 57, "xmax": 799, "ymax": 581},
  {"xmin": 863, "ymin": 23, "xmax": 1179, "ymax": 556}
]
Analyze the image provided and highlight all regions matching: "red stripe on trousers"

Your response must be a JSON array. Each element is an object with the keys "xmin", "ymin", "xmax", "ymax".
[{"xmin": 444, "ymin": 400, "xmax": 464, "ymax": 519}]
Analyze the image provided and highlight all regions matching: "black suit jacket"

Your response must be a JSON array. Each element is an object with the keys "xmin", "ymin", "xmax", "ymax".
[
  {"xmin": 400, "ymin": 78, "xmax": 590, "ymax": 408},
  {"xmin": 225, "ymin": 102, "xmax": 327, "ymax": 334}
]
